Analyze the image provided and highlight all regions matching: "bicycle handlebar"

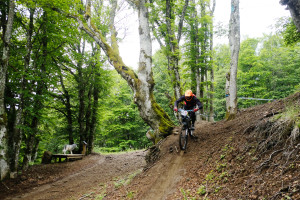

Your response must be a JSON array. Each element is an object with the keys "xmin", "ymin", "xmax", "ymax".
[{"xmin": 178, "ymin": 109, "xmax": 194, "ymax": 112}]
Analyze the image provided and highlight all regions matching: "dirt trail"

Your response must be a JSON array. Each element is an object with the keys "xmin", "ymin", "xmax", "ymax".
[
  {"xmin": 3, "ymin": 151, "xmax": 146, "ymax": 200},
  {"xmin": 142, "ymin": 151, "xmax": 186, "ymax": 200},
  {"xmin": 10, "ymin": 156, "xmax": 106, "ymax": 200}
]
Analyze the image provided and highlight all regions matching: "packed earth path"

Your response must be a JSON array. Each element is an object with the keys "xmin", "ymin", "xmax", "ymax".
[{"xmin": 1, "ymin": 151, "xmax": 147, "ymax": 200}]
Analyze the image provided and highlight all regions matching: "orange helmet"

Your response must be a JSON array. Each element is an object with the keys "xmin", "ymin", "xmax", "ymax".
[{"xmin": 185, "ymin": 90, "xmax": 193, "ymax": 101}]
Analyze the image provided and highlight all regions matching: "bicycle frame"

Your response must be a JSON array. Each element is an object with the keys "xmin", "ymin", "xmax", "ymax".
[
  {"xmin": 178, "ymin": 109, "xmax": 193, "ymax": 129},
  {"xmin": 178, "ymin": 109, "xmax": 194, "ymax": 150}
]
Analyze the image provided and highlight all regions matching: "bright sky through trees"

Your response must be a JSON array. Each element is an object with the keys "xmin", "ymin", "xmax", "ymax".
[{"xmin": 119, "ymin": 0, "xmax": 290, "ymax": 70}]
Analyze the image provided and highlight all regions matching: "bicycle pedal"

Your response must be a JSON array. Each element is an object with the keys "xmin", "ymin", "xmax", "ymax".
[{"xmin": 191, "ymin": 135, "xmax": 198, "ymax": 140}]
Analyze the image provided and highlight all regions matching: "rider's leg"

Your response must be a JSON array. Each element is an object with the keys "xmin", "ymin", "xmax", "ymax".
[{"xmin": 191, "ymin": 112, "xmax": 196, "ymax": 130}]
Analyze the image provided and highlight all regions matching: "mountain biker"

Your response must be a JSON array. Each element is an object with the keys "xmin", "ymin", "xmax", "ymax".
[{"xmin": 173, "ymin": 90, "xmax": 203, "ymax": 131}]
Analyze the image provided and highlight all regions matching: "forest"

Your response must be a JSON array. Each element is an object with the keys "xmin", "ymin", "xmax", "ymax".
[{"xmin": 0, "ymin": 0, "xmax": 299, "ymax": 181}]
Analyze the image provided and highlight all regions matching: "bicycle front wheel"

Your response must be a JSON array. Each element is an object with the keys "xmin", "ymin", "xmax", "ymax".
[{"xmin": 179, "ymin": 128, "xmax": 188, "ymax": 150}]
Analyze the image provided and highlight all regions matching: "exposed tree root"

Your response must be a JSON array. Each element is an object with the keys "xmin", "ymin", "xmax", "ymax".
[
  {"xmin": 256, "ymin": 148, "xmax": 284, "ymax": 172},
  {"xmin": 144, "ymin": 138, "xmax": 167, "ymax": 171},
  {"xmin": 243, "ymin": 99, "xmax": 300, "ymax": 173},
  {"xmin": 145, "ymin": 145, "xmax": 160, "ymax": 167}
]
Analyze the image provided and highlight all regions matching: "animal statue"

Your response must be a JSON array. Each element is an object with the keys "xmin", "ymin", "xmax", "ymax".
[{"xmin": 62, "ymin": 144, "xmax": 77, "ymax": 154}]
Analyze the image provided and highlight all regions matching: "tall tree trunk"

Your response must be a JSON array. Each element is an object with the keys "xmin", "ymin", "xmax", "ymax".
[
  {"xmin": 72, "ymin": 0, "xmax": 175, "ymax": 139},
  {"xmin": 0, "ymin": 0, "xmax": 15, "ymax": 180},
  {"xmin": 209, "ymin": 0, "xmax": 216, "ymax": 122},
  {"xmin": 165, "ymin": 0, "xmax": 181, "ymax": 100},
  {"xmin": 7, "ymin": 103, "xmax": 22, "ymax": 176},
  {"xmin": 85, "ymin": 84, "xmax": 92, "ymax": 152},
  {"xmin": 199, "ymin": 0, "xmax": 207, "ymax": 117},
  {"xmin": 23, "ymin": 10, "xmax": 48, "ymax": 170},
  {"xmin": 189, "ymin": 0, "xmax": 201, "ymax": 121},
  {"xmin": 21, "ymin": 7, "xmax": 35, "ymax": 170},
  {"xmin": 70, "ymin": 38, "xmax": 87, "ymax": 153},
  {"xmin": 59, "ymin": 73, "xmax": 74, "ymax": 144},
  {"xmin": 150, "ymin": 0, "xmax": 189, "ymax": 101},
  {"xmin": 226, "ymin": 0, "xmax": 240, "ymax": 120},
  {"xmin": 88, "ymin": 66, "xmax": 99, "ymax": 154},
  {"xmin": 196, "ymin": 67, "xmax": 201, "ymax": 121},
  {"xmin": 78, "ymin": 57, "xmax": 86, "ymax": 152},
  {"xmin": 88, "ymin": 44, "xmax": 101, "ymax": 154}
]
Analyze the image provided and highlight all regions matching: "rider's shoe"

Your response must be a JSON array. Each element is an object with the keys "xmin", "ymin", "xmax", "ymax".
[
  {"xmin": 191, "ymin": 124, "xmax": 195, "ymax": 130},
  {"xmin": 190, "ymin": 133, "xmax": 198, "ymax": 139}
]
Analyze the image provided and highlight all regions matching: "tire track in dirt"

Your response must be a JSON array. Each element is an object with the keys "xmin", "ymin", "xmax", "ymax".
[{"xmin": 141, "ymin": 151, "xmax": 186, "ymax": 200}]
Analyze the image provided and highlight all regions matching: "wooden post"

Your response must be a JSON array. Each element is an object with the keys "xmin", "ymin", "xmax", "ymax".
[{"xmin": 82, "ymin": 141, "xmax": 87, "ymax": 155}]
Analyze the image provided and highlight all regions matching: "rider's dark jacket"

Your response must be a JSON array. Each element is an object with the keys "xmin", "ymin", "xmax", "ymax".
[{"xmin": 174, "ymin": 95, "xmax": 203, "ymax": 110}]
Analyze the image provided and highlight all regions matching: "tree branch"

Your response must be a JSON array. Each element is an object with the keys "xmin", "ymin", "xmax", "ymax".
[{"xmin": 177, "ymin": 0, "xmax": 189, "ymax": 43}]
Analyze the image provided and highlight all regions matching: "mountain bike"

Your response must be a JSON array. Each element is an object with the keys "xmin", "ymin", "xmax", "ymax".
[{"xmin": 178, "ymin": 109, "xmax": 195, "ymax": 151}]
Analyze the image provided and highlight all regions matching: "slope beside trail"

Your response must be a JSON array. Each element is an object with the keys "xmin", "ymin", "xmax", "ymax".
[{"xmin": 1, "ymin": 92, "xmax": 299, "ymax": 200}]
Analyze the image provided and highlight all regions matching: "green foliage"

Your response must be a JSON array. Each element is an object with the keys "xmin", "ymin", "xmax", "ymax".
[
  {"xmin": 213, "ymin": 45, "xmax": 230, "ymax": 120},
  {"xmin": 95, "ymin": 71, "xmax": 151, "ymax": 151},
  {"xmin": 197, "ymin": 185, "xmax": 206, "ymax": 195},
  {"xmin": 180, "ymin": 188, "xmax": 192, "ymax": 200},
  {"xmin": 152, "ymin": 50, "xmax": 176, "ymax": 121},
  {"xmin": 126, "ymin": 191, "xmax": 135, "ymax": 199},
  {"xmin": 114, "ymin": 169, "xmax": 142, "ymax": 190},
  {"xmin": 275, "ymin": 17, "xmax": 300, "ymax": 46},
  {"xmin": 205, "ymin": 170, "xmax": 215, "ymax": 181},
  {"xmin": 238, "ymin": 38, "xmax": 260, "ymax": 72},
  {"xmin": 283, "ymin": 20, "xmax": 300, "ymax": 46},
  {"xmin": 213, "ymin": 33, "xmax": 300, "ymax": 120}
]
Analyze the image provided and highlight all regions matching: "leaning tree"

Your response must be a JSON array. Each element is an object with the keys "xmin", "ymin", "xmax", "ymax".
[{"xmin": 51, "ymin": 0, "xmax": 175, "ymax": 143}]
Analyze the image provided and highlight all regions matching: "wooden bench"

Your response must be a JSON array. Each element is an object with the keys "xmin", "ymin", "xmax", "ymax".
[
  {"xmin": 51, "ymin": 141, "xmax": 87, "ymax": 163},
  {"xmin": 52, "ymin": 154, "xmax": 85, "ymax": 163}
]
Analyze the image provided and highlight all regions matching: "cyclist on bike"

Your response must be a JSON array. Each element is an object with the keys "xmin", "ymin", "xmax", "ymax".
[{"xmin": 173, "ymin": 90, "xmax": 203, "ymax": 130}]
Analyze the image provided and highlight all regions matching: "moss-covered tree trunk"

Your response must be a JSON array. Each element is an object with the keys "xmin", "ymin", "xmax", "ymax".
[
  {"xmin": 137, "ymin": 0, "xmax": 175, "ymax": 140},
  {"xmin": 0, "ymin": 0, "xmax": 15, "ymax": 180}
]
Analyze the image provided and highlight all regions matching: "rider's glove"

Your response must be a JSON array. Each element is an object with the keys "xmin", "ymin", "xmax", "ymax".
[
  {"xmin": 194, "ymin": 108, "xmax": 199, "ymax": 112},
  {"xmin": 174, "ymin": 107, "xmax": 178, "ymax": 112}
]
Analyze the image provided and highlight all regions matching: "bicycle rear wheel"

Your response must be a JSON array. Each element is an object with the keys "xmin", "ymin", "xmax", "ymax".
[{"xmin": 179, "ymin": 128, "xmax": 188, "ymax": 150}]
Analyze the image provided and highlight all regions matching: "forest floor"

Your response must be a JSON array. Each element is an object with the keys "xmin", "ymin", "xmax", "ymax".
[{"xmin": 1, "ymin": 93, "xmax": 300, "ymax": 200}]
